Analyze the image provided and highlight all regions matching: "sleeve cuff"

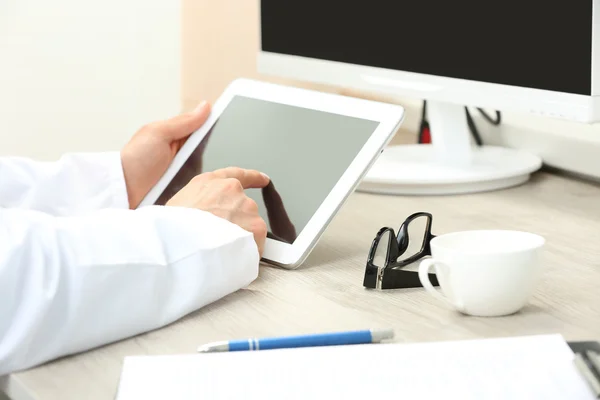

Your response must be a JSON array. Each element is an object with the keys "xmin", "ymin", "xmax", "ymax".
[{"xmin": 106, "ymin": 151, "xmax": 131, "ymax": 209}]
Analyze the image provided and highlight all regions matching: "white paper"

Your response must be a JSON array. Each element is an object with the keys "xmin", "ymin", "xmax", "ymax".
[{"xmin": 115, "ymin": 334, "xmax": 596, "ymax": 400}]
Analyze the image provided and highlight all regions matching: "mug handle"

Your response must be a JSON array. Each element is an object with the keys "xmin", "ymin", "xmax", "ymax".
[{"xmin": 418, "ymin": 258, "xmax": 452, "ymax": 306}]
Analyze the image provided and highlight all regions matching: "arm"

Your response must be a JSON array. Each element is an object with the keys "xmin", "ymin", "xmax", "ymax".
[
  {"xmin": 0, "ymin": 152, "xmax": 129, "ymax": 215},
  {"xmin": 0, "ymin": 100, "xmax": 213, "ymax": 215},
  {"xmin": 0, "ymin": 205, "xmax": 259, "ymax": 375}
]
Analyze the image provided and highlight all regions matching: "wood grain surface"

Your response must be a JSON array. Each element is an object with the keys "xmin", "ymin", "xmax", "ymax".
[{"xmin": 4, "ymin": 170, "xmax": 600, "ymax": 400}]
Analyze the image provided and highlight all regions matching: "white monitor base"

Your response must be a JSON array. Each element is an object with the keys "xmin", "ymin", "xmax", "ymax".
[{"xmin": 358, "ymin": 144, "xmax": 543, "ymax": 195}]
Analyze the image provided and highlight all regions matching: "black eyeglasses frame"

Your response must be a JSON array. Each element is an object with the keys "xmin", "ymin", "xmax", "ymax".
[{"xmin": 363, "ymin": 212, "xmax": 440, "ymax": 290}]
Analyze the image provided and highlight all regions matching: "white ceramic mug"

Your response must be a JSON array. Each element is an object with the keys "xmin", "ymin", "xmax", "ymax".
[{"xmin": 418, "ymin": 230, "xmax": 545, "ymax": 317}]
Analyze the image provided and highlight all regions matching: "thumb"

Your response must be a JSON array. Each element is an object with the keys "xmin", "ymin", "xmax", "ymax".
[{"xmin": 162, "ymin": 101, "xmax": 211, "ymax": 141}]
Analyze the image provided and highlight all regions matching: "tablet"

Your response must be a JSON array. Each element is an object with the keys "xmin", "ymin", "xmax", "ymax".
[{"xmin": 139, "ymin": 79, "xmax": 404, "ymax": 269}]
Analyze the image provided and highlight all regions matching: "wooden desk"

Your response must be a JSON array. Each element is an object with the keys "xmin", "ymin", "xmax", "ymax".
[{"xmin": 3, "ymin": 171, "xmax": 600, "ymax": 400}]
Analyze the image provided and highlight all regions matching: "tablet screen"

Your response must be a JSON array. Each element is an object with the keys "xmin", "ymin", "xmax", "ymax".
[{"xmin": 154, "ymin": 95, "xmax": 380, "ymax": 244}]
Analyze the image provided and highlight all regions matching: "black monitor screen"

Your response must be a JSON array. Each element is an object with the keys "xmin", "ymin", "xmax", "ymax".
[{"xmin": 261, "ymin": 0, "xmax": 593, "ymax": 95}]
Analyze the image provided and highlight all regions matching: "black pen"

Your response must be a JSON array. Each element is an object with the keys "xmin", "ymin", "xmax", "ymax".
[{"xmin": 574, "ymin": 351, "xmax": 600, "ymax": 398}]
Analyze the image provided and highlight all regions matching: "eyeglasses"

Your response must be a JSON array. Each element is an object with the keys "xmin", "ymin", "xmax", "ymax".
[{"xmin": 363, "ymin": 212, "xmax": 440, "ymax": 290}]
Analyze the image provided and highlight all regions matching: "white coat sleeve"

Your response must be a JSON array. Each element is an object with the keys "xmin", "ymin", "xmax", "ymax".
[
  {"xmin": 0, "ymin": 205, "xmax": 260, "ymax": 376},
  {"xmin": 0, "ymin": 152, "xmax": 129, "ymax": 215}
]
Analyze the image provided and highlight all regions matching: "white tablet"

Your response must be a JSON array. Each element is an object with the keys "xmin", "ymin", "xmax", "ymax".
[{"xmin": 139, "ymin": 78, "xmax": 404, "ymax": 269}]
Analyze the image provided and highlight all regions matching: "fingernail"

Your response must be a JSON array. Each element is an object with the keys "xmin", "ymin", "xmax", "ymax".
[
  {"xmin": 194, "ymin": 101, "xmax": 208, "ymax": 113},
  {"xmin": 261, "ymin": 172, "xmax": 270, "ymax": 180}
]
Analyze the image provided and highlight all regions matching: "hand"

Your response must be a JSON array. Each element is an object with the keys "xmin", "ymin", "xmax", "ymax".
[
  {"xmin": 120, "ymin": 102, "xmax": 211, "ymax": 209},
  {"xmin": 166, "ymin": 167, "xmax": 271, "ymax": 256}
]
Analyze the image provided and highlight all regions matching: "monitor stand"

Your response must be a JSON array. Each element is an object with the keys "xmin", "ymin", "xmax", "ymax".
[{"xmin": 358, "ymin": 100, "xmax": 543, "ymax": 195}]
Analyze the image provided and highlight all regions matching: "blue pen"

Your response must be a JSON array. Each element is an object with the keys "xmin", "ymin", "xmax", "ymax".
[{"xmin": 196, "ymin": 328, "xmax": 394, "ymax": 353}]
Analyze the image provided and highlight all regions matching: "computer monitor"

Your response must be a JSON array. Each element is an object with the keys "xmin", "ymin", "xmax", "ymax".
[{"xmin": 257, "ymin": 0, "xmax": 600, "ymax": 194}]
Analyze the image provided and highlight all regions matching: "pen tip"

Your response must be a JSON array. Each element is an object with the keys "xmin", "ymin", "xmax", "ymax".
[
  {"xmin": 197, "ymin": 342, "xmax": 228, "ymax": 353},
  {"xmin": 371, "ymin": 328, "xmax": 395, "ymax": 343}
]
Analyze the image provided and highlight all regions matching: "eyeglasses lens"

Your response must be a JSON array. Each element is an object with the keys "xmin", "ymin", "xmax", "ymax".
[
  {"xmin": 372, "ymin": 230, "xmax": 392, "ymax": 268},
  {"xmin": 398, "ymin": 215, "xmax": 428, "ymax": 262}
]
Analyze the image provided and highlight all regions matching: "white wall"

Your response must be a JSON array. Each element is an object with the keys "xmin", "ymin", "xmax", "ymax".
[{"xmin": 0, "ymin": 0, "xmax": 181, "ymax": 160}]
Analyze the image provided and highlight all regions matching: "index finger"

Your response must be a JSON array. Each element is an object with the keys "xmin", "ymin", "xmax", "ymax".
[{"xmin": 211, "ymin": 167, "xmax": 270, "ymax": 189}]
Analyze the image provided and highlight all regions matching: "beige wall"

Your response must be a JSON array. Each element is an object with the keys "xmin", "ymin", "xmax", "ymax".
[{"xmin": 182, "ymin": 0, "xmax": 316, "ymax": 110}]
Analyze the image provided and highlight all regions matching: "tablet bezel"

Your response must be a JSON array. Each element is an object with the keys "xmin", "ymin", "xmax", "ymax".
[{"xmin": 139, "ymin": 78, "xmax": 404, "ymax": 268}]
